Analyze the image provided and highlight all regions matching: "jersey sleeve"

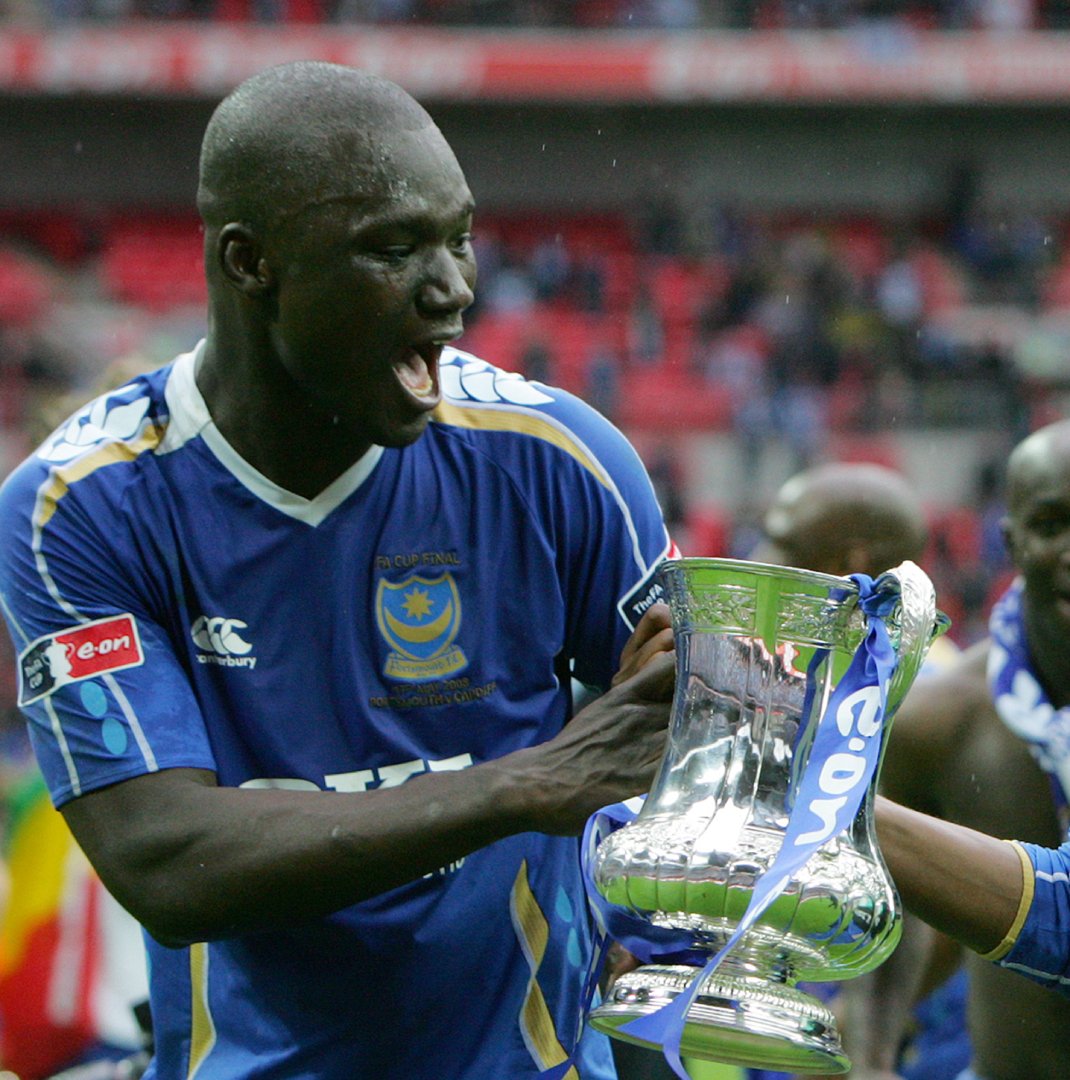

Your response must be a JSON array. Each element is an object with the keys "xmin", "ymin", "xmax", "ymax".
[
  {"xmin": 990, "ymin": 839, "xmax": 1070, "ymax": 995},
  {"xmin": 0, "ymin": 446, "xmax": 216, "ymax": 809},
  {"xmin": 418, "ymin": 350, "xmax": 678, "ymax": 693},
  {"xmin": 514, "ymin": 378, "xmax": 676, "ymax": 692}
]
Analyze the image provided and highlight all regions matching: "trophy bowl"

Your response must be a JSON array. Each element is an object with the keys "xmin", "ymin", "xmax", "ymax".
[{"xmin": 588, "ymin": 557, "xmax": 949, "ymax": 1074}]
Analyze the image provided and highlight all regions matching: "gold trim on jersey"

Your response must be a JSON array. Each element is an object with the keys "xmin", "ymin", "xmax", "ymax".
[
  {"xmin": 34, "ymin": 427, "xmax": 165, "ymax": 530},
  {"xmin": 510, "ymin": 860, "xmax": 578, "ymax": 1079},
  {"xmin": 432, "ymin": 400, "xmax": 610, "ymax": 493},
  {"xmin": 187, "ymin": 941, "xmax": 217, "ymax": 1078},
  {"xmin": 979, "ymin": 840, "xmax": 1036, "ymax": 962}
]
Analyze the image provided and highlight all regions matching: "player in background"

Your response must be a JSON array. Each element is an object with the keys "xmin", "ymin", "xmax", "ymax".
[{"xmin": 865, "ymin": 420, "xmax": 1070, "ymax": 1080}]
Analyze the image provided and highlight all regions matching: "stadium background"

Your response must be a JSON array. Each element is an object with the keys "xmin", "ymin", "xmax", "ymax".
[
  {"xmin": 5, "ymin": 4, "xmax": 1070, "ymax": 651},
  {"xmin": 0, "ymin": 2, "xmax": 1068, "ymax": 1073}
]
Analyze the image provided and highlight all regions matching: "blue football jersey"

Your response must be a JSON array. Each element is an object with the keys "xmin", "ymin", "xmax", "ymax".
[{"xmin": 0, "ymin": 342, "xmax": 673, "ymax": 1080}]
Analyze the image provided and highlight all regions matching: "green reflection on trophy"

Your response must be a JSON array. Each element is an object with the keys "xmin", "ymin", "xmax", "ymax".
[{"xmin": 589, "ymin": 557, "xmax": 949, "ymax": 1074}]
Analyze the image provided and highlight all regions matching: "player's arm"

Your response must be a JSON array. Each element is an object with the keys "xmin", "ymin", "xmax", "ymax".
[
  {"xmin": 873, "ymin": 649, "xmax": 1030, "ymax": 955},
  {"xmin": 61, "ymin": 647, "xmax": 674, "ymax": 949},
  {"xmin": 835, "ymin": 662, "xmax": 974, "ymax": 1075},
  {"xmin": 875, "ymin": 796, "xmax": 1024, "ymax": 956},
  {"xmin": 841, "ymin": 651, "xmax": 1070, "ymax": 1024}
]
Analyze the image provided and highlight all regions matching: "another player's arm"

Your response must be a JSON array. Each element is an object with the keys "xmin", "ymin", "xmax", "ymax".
[
  {"xmin": 874, "ymin": 650, "xmax": 1024, "ymax": 954},
  {"xmin": 61, "ymin": 646, "xmax": 674, "ymax": 949},
  {"xmin": 837, "ymin": 667, "xmax": 972, "ymax": 1077},
  {"xmin": 874, "ymin": 796, "xmax": 1024, "ymax": 956}
]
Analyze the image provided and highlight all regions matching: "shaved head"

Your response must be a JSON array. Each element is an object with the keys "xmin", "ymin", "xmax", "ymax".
[
  {"xmin": 759, "ymin": 462, "xmax": 928, "ymax": 577},
  {"xmin": 197, "ymin": 61, "xmax": 436, "ymax": 233},
  {"xmin": 193, "ymin": 59, "xmax": 476, "ymax": 488},
  {"xmin": 1006, "ymin": 419, "xmax": 1070, "ymax": 519}
]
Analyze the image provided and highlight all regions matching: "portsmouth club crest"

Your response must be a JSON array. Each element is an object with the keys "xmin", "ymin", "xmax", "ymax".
[{"xmin": 376, "ymin": 571, "xmax": 468, "ymax": 681}]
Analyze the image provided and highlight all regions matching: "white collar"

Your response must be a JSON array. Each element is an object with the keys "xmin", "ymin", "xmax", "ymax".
[{"xmin": 161, "ymin": 340, "xmax": 384, "ymax": 526}]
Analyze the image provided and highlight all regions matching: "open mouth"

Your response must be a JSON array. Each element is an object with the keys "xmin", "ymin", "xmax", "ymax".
[{"xmin": 394, "ymin": 343, "xmax": 443, "ymax": 410}]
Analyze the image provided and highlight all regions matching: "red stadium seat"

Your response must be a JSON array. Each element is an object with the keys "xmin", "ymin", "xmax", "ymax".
[
  {"xmin": 830, "ymin": 218, "xmax": 889, "ymax": 283},
  {"xmin": 0, "ymin": 247, "xmax": 54, "ymax": 328},
  {"xmin": 686, "ymin": 503, "xmax": 730, "ymax": 557},
  {"xmin": 456, "ymin": 312, "xmax": 529, "ymax": 373},
  {"xmin": 933, "ymin": 505, "xmax": 984, "ymax": 569},
  {"xmin": 100, "ymin": 216, "xmax": 206, "ymax": 313},
  {"xmin": 616, "ymin": 367, "xmax": 733, "ymax": 431}
]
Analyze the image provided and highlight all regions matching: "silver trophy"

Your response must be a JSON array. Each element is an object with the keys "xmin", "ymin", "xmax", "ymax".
[{"xmin": 589, "ymin": 557, "xmax": 949, "ymax": 1074}]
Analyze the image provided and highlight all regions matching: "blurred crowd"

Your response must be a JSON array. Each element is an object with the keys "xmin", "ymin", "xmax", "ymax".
[
  {"xmin": 0, "ymin": 0, "xmax": 1064, "ymax": 31},
  {"xmin": 0, "ymin": 172, "xmax": 1061, "ymax": 648}
]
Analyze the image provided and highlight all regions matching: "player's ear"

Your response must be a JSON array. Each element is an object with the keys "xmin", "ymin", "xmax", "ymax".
[{"xmin": 217, "ymin": 223, "xmax": 274, "ymax": 298}]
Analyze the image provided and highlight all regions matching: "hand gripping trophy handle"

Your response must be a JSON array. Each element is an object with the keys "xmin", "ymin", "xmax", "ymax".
[{"xmin": 587, "ymin": 557, "xmax": 949, "ymax": 1075}]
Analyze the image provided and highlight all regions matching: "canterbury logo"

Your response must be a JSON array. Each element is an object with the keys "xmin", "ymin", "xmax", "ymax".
[
  {"xmin": 39, "ymin": 390, "xmax": 151, "ymax": 464},
  {"xmin": 191, "ymin": 616, "xmax": 257, "ymax": 669},
  {"xmin": 440, "ymin": 349, "xmax": 554, "ymax": 407}
]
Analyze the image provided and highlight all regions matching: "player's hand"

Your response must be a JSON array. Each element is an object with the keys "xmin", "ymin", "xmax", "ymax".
[
  {"xmin": 613, "ymin": 602, "xmax": 673, "ymax": 687},
  {"xmin": 602, "ymin": 940, "xmax": 641, "ymax": 995},
  {"xmin": 515, "ymin": 650, "xmax": 675, "ymax": 834}
]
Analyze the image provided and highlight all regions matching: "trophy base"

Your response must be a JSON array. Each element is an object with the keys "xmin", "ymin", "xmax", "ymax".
[{"xmin": 589, "ymin": 964, "xmax": 849, "ymax": 1075}]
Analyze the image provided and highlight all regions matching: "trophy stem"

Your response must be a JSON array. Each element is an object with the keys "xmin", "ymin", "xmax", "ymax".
[{"xmin": 589, "ymin": 957, "xmax": 850, "ymax": 1075}]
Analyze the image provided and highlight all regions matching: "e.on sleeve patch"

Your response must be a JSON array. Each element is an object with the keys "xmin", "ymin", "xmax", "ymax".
[{"xmin": 19, "ymin": 613, "xmax": 144, "ymax": 706}]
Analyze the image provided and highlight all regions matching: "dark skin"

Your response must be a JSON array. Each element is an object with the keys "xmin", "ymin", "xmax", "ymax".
[
  {"xmin": 871, "ymin": 420, "xmax": 1070, "ymax": 1079},
  {"xmin": 57, "ymin": 66, "xmax": 677, "ymax": 952},
  {"xmin": 751, "ymin": 462, "xmax": 928, "ymax": 579},
  {"xmin": 64, "ymin": 637, "xmax": 674, "ymax": 947},
  {"xmin": 198, "ymin": 121, "xmax": 477, "ymax": 498}
]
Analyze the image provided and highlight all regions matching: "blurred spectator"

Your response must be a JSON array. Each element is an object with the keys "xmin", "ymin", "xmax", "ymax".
[
  {"xmin": 481, "ymin": 251, "xmax": 536, "ymax": 314},
  {"xmin": 636, "ymin": 197, "xmax": 682, "ymax": 258},
  {"xmin": 331, "ymin": 0, "xmax": 416, "ymax": 20},
  {"xmin": 975, "ymin": 457, "xmax": 1012, "ymax": 574},
  {"xmin": 972, "ymin": 0, "xmax": 1035, "ymax": 30},
  {"xmin": 519, "ymin": 336, "xmax": 555, "ymax": 385},
  {"xmin": 626, "ymin": 284, "xmax": 665, "ymax": 365},
  {"xmin": 700, "ymin": 325, "xmax": 775, "ymax": 480},
  {"xmin": 877, "ymin": 244, "xmax": 925, "ymax": 338},
  {"xmin": 530, "ymin": 235, "xmax": 572, "ymax": 303},
  {"xmin": 618, "ymin": 0, "xmax": 702, "ymax": 27},
  {"xmin": 570, "ymin": 251, "xmax": 609, "ymax": 314},
  {"xmin": 584, "ymin": 340, "xmax": 623, "ymax": 423},
  {"xmin": 774, "ymin": 379, "xmax": 828, "ymax": 473},
  {"xmin": 645, "ymin": 441, "xmax": 687, "ymax": 532}
]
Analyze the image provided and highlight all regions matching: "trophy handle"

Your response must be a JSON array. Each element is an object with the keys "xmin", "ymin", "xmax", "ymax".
[{"xmin": 870, "ymin": 559, "xmax": 950, "ymax": 718}]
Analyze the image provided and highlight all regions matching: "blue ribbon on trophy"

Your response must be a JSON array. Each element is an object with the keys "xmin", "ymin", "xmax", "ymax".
[{"xmin": 567, "ymin": 573, "xmax": 901, "ymax": 1080}]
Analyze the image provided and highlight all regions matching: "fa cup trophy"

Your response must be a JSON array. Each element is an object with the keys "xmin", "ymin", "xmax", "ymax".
[{"xmin": 587, "ymin": 557, "xmax": 948, "ymax": 1075}]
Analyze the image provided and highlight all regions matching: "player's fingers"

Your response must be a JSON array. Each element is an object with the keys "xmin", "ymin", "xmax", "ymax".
[
  {"xmin": 612, "ymin": 649, "xmax": 676, "ymax": 702},
  {"xmin": 617, "ymin": 602, "xmax": 672, "ymax": 671},
  {"xmin": 613, "ymin": 624, "xmax": 674, "ymax": 687},
  {"xmin": 603, "ymin": 943, "xmax": 641, "ymax": 994}
]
